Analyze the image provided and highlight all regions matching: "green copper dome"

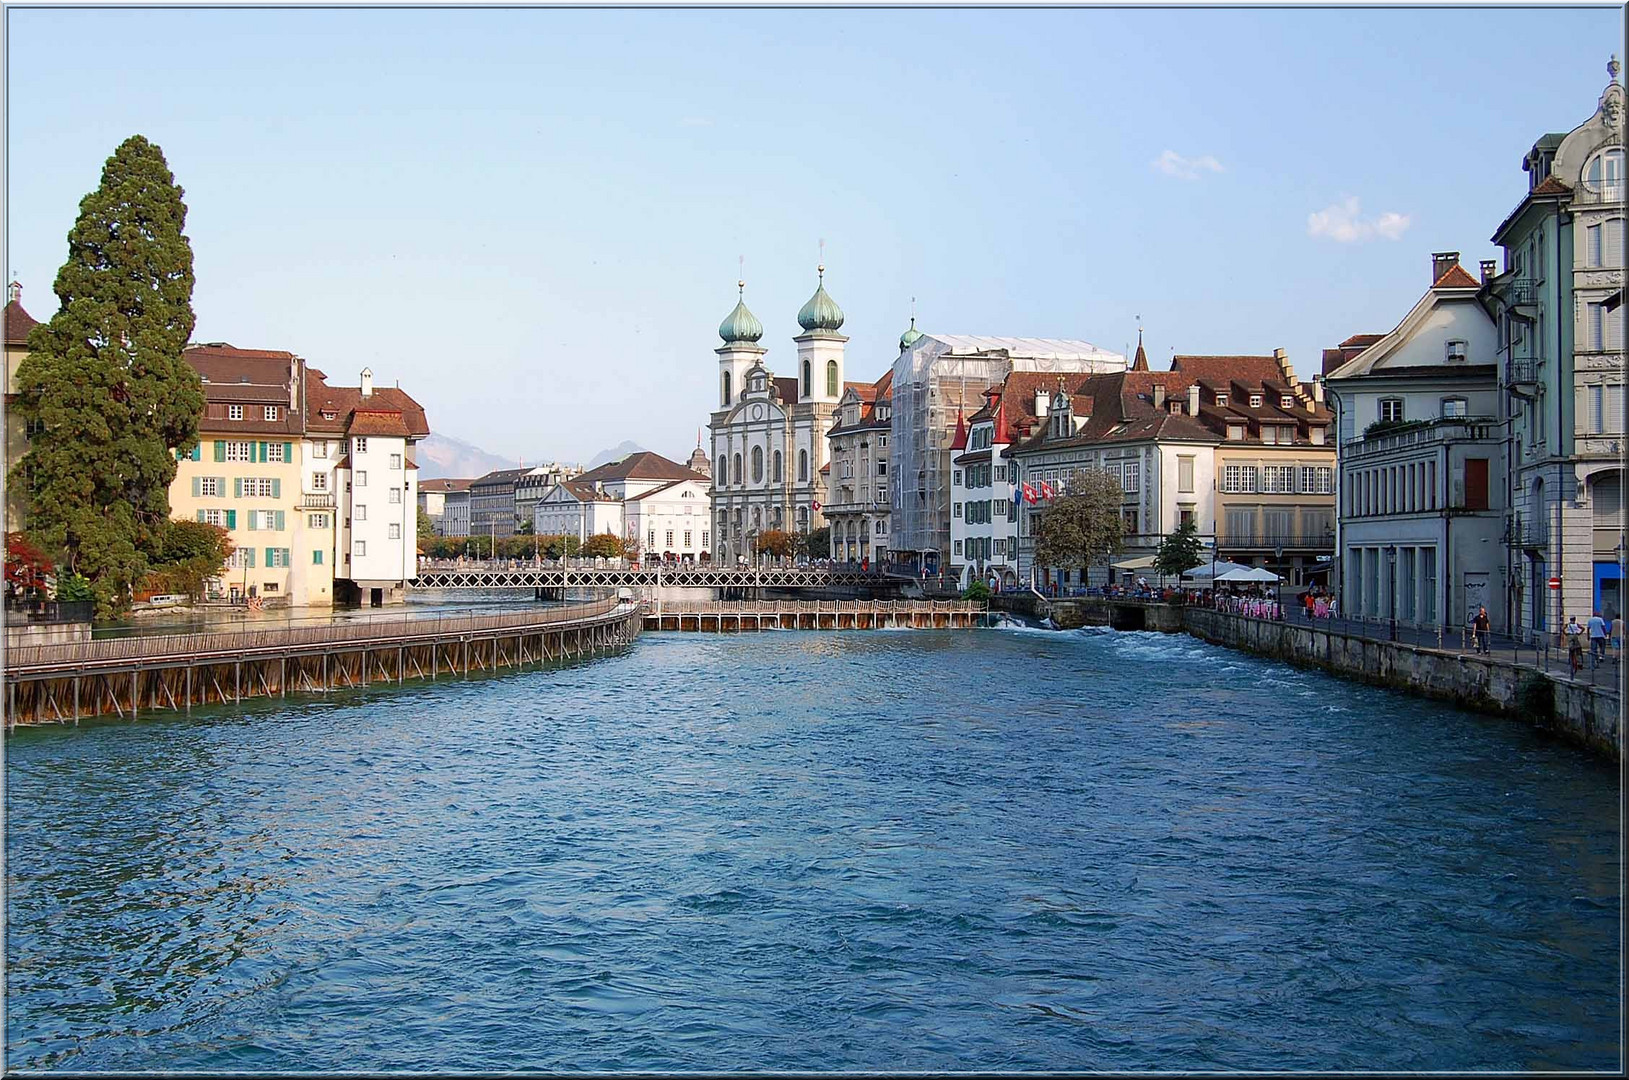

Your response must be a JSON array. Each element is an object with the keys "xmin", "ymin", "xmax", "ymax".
[
  {"xmin": 796, "ymin": 266, "xmax": 845, "ymax": 332},
  {"xmin": 718, "ymin": 282, "xmax": 764, "ymax": 344},
  {"xmin": 899, "ymin": 316, "xmax": 923, "ymax": 350}
]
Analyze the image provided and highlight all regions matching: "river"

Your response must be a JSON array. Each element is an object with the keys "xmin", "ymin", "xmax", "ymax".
[{"xmin": 4, "ymin": 625, "xmax": 1620, "ymax": 1071}]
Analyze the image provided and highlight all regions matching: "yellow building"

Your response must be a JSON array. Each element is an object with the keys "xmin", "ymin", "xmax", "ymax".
[{"xmin": 169, "ymin": 344, "xmax": 332, "ymax": 606}]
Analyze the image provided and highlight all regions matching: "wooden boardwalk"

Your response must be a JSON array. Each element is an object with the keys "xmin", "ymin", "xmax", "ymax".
[
  {"xmin": 4, "ymin": 598, "xmax": 640, "ymax": 729},
  {"xmin": 642, "ymin": 599, "xmax": 988, "ymax": 632}
]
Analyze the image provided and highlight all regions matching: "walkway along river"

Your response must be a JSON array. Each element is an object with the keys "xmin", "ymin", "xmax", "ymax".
[{"xmin": 2, "ymin": 626, "xmax": 1619, "ymax": 1071}]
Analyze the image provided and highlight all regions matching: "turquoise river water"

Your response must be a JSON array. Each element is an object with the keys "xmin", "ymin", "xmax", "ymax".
[{"xmin": 3, "ymin": 625, "xmax": 1621, "ymax": 1071}]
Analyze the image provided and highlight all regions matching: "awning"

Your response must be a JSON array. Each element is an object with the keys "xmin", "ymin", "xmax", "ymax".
[
  {"xmin": 1215, "ymin": 566, "xmax": 1281, "ymax": 583},
  {"xmin": 1181, "ymin": 560, "xmax": 1250, "ymax": 580},
  {"xmin": 1112, "ymin": 555, "xmax": 1157, "ymax": 570}
]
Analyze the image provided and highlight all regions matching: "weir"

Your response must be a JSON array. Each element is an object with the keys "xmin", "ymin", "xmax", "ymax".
[{"xmin": 641, "ymin": 598, "xmax": 987, "ymax": 632}]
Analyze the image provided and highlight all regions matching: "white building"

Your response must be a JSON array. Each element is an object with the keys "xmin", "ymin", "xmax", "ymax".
[
  {"xmin": 418, "ymin": 478, "xmax": 472, "ymax": 536},
  {"xmin": 1327, "ymin": 253, "xmax": 1509, "ymax": 631},
  {"xmin": 709, "ymin": 269, "xmax": 861, "ymax": 562},
  {"xmin": 534, "ymin": 451, "xmax": 710, "ymax": 558},
  {"xmin": 308, "ymin": 366, "xmax": 429, "ymax": 606}
]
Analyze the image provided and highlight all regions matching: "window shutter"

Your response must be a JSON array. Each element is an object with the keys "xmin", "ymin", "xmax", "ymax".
[
  {"xmin": 226, "ymin": 509, "xmax": 237, "ymax": 529},
  {"xmin": 284, "ymin": 442, "xmax": 293, "ymax": 463},
  {"xmin": 283, "ymin": 548, "xmax": 291, "ymax": 566},
  {"xmin": 276, "ymin": 510, "xmax": 285, "ymax": 531},
  {"xmin": 272, "ymin": 478, "xmax": 281, "ymax": 499},
  {"xmin": 214, "ymin": 440, "xmax": 225, "ymax": 462},
  {"xmin": 192, "ymin": 445, "xmax": 202, "ymax": 462},
  {"xmin": 258, "ymin": 441, "xmax": 268, "ymax": 463},
  {"xmin": 245, "ymin": 546, "xmax": 254, "ymax": 568},
  {"xmin": 248, "ymin": 511, "xmax": 257, "ymax": 531},
  {"xmin": 266, "ymin": 547, "xmax": 274, "ymax": 568},
  {"xmin": 234, "ymin": 477, "xmax": 243, "ymax": 498},
  {"xmin": 192, "ymin": 476, "xmax": 200, "ymax": 498},
  {"xmin": 196, "ymin": 510, "xmax": 205, "ymax": 523}
]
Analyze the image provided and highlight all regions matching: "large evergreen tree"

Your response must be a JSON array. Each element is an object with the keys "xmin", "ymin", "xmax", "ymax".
[{"xmin": 11, "ymin": 136, "xmax": 202, "ymax": 618}]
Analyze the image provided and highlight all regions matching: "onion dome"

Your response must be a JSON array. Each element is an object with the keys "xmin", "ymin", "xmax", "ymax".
[
  {"xmin": 899, "ymin": 315, "xmax": 923, "ymax": 350},
  {"xmin": 718, "ymin": 281, "xmax": 764, "ymax": 344},
  {"xmin": 796, "ymin": 265, "xmax": 845, "ymax": 332}
]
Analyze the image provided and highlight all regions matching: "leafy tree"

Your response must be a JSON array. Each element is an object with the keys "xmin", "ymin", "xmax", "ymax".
[
  {"xmin": 752, "ymin": 529, "xmax": 796, "ymax": 558},
  {"xmin": 1154, "ymin": 519, "xmax": 1204, "ymax": 580},
  {"xmin": 581, "ymin": 532, "xmax": 623, "ymax": 559},
  {"xmin": 55, "ymin": 572, "xmax": 96, "ymax": 603},
  {"xmin": 5, "ymin": 532, "xmax": 53, "ymax": 596},
  {"xmin": 146, "ymin": 518, "xmax": 232, "ymax": 601},
  {"xmin": 962, "ymin": 579, "xmax": 992, "ymax": 602},
  {"xmin": 11, "ymin": 136, "xmax": 201, "ymax": 618},
  {"xmin": 621, "ymin": 532, "xmax": 642, "ymax": 561},
  {"xmin": 515, "ymin": 519, "xmax": 534, "ymax": 535},
  {"xmin": 804, "ymin": 526, "xmax": 830, "ymax": 559},
  {"xmin": 1033, "ymin": 468, "xmax": 1125, "ymax": 584},
  {"xmin": 417, "ymin": 507, "xmax": 435, "ymax": 540}
]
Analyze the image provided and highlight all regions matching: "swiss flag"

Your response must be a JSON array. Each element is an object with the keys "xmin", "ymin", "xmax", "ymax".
[
  {"xmin": 1022, "ymin": 482, "xmax": 1037, "ymax": 504},
  {"xmin": 1040, "ymin": 480, "xmax": 1055, "ymax": 500}
]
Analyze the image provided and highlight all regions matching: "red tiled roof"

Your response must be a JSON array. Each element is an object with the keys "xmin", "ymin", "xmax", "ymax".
[
  {"xmin": 1339, "ymin": 333, "xmax": 1385, "ymax": 349},
  {"xmin": 4, "ymin": 299, "xmax": 39, "ymax": 346},
  {"xmin": 348, "ymin": 409, "xmax": 412, "ymax": 437},
  {"xmin": 574, "ymin": 450, "xmax": 705, "ymax": 485},
  {"xmin": 1531, "ymin": 175, "xmax": 1572, "ymax": 195},
  {"xmin": 419, "ymin": 478, "xmax": 472, "ymax": 493},
  {"xmin": 305, "ymin": 368, "xmax": 430, "ymax": 437},
  {"xmin": 1432, "ymin": 264, "xmax": 1482, "ymax": 289},
  {"xmin": 1170, "ymin": 355, "xmax": 1284, "ymax": 385}
]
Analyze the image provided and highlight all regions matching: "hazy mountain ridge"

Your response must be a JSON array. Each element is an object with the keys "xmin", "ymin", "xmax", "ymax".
[
  {"xmin": 586, "ymin": 440, "xmax": 650, "ymax": 470},
  {"xmin": 417, "ymin": 433, "xmax": 518, "ymax": 480}
]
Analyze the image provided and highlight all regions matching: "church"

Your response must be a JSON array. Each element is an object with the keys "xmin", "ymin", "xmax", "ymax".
[{"xmin": 708, "ymin": 265, "xmax": 852, "ymax": 564}]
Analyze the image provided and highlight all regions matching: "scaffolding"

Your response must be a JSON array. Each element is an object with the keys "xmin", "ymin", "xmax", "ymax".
[{"xmin": 889, "ymin": 335, "xmax": 1127, "ymax": 574}]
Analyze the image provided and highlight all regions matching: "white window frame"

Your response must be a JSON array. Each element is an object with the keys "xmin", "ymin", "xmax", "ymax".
[
  {"xmin": 264, "ymin": 405, "xmax": 279, "ymax": 421},
  {"xmin": 1379, "ymin": 398, "xmax": 1405, "ymax": 423},
  {"xmin": 388, "ymin": 523, "xmax": 401, "ymax": 540},
  {"xmin": 355, "ymin": 505, "xmax": 367, "ymax": 522},
  {"xmin": 312, "ymin": 472, "xmax": 328, "ymax": 491},
  {"xmin": 388, "ymin": 488, "xmax": 401, "ymax": 505},
  {"xmin": 225, "ymin": 441, "xmax": 254, "ymax": 462},
  {"xmin": 228, "ymin": 405, "xmax": 243, "ymax": 421},
  {"xmin": 199, "ymin": 476, "xmax": 222, "ymax": 497},
  {"xmin": 389, "ymin": 453, "xmax": 402, "ymax": 470}
]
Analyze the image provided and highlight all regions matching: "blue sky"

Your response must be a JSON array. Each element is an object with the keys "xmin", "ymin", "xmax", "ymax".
[{"xmin": 6, "ymin": 5, "xmax": 1621, "ymax": 464}]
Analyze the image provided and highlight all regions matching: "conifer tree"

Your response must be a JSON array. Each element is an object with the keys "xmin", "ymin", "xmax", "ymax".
[{"xmin": 11, "ymin": 136, "xmax": 203, "ymax": 617}]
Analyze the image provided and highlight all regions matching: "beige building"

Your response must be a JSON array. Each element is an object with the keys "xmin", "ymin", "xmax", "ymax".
[{"xmin": 825, "ymin": 369, "xmax": 893, "ymax": 564}]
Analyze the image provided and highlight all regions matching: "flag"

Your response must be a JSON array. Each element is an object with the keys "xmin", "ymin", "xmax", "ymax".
[
  {"xmin": 1040, "ymin": 480, "xmax": 1055, "ymax": 500},
  {"xmin": 1022, "ymin": 482, "xmax": 1037, "ymax": 504}
]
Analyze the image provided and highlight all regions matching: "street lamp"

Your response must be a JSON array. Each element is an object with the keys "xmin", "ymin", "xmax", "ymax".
[
  {"xmin": 1386, "ymin": 544, "xmax": 1398, "ymax": 641},
  {"xmin": 1275, "ymin": 542, "xmax": 1284, "ymax": 620}
]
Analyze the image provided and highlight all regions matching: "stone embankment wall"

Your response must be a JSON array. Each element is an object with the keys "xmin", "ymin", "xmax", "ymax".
[{"xmin": 1183, "ymin": 608, "xmax": 1622, "ymax": 760}]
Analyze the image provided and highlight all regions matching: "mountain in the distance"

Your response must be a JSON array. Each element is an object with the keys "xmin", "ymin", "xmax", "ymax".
[
  {"xmin": 586, "ymin": 440, "xmax": 651, "ymax": 470},
  {"xmin": 417, "ymin": 433, "xmax": 518, "ymax": 480}
]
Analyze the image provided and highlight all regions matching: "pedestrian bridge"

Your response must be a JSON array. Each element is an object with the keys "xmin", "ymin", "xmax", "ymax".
[{"xmin": 413, "ymin": 561, "xmax": 890, "ymax": 591}]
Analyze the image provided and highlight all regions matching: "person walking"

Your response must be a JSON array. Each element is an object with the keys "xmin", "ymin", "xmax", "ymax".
[
  {"xmin": 1564, "ymin": 615, "xmax": 1586, "ymax": 676},
  {"xmin": 1587, "ymin": 610, "xmax": 1608, "ymax": 668},
  {"xmin": 1612, "ymin": 612, "xmax": 1625, "ymax": 663},
  {"xmin": 1473, "ymin": 605, "xmax": 1491, "ymax": 655}
]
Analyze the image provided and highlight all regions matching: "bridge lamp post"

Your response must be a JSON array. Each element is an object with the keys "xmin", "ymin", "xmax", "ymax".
[
  {"xmin": 1275, "ymin": 542, "xmax": 1284, "ymax": 620},
  {"xmin": 1386, "ymin": 544, "xmax": 1398, "ymax": 642}
]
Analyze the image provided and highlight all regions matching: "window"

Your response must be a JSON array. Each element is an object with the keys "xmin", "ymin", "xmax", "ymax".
[
  {"xmin": 1379, "ymin": 398, "xmax": 1405, "ymax": 423},
  {"xmin": 1178, "ymin": 455, "xmax": 1195, "ymax": 493},
  {"xmin": 879, "ymin": 435, "xmax": 887, "ymax": 448},
  {"xmin": 773, "ymin": 450, "xmax": 783, "ymax": 484},
  {"xmin": 225, "ymin": 441, "xmax": 254, "ymax": 462},
  {"xmin": 1222, "ymin": 465, "xmax": 1258, "ymax": 493},
  {"xmin": 382, "ymin": 522, "xmax": 397, "ymax": 541},
  {"xmin": 247, "ymin": 509, "xmax": 284, "ymax": 530},
  {"xmin": 1121, "ymin": 508, "xmax": 1138, "ymax": 535},
  {"xmin": 387, "ymin": 488, "xmax": 400, "ymax": 505},
  {"xmin": 1249, "ymin": 394, "xmax": 1262, "ymax": 408},
  {"xmin": 356, "ymin": 470, "xmax": 367, "ymax": 487},
  {"xmin": 354, "ymin": 437, "xmax": 368, "ymax": 454},
  {"xmin": 722, "ymin": 371, "xmax": 732, "ymax": 406},
  {"xmin": 827, "ymin": 360, "xmax": 839, "ymax": 398},
  {"xmin": 264, "ymin": 548, "xmax": 293, "ymax": 568},
  {"xmin": 1179, "ymin": 508, "xmax": 1195, "ymax": 528},
  {"xmin": 313, "ymin": 549, "xmax": 324, "ymax": 565},
  {"xmin": 1587, "ymin": 301, "xmax": 1626, "ymax": 351},
  {"xmin": 1261, "ymin": 425, "xmax": 1279, "ymax": 445},
  {"xmin": 199, "ymin": 476, "xmax": 222, "ymax": 497},
  {"xmin": 313, "ymin": 441, "xmax": 328, "ymax": 459},
  {"xmin": 751, "ymin": 446, "xmax": 764, "ymax": 484},
  {"xmin": 1120, "ymin": 461, "xmax": 1140, "ymax": 494},
  {"xmin": 356, "ymin": 505, "xmax": 367, "ymax": 522},
  {"xmin": 1584, "ymin": 148, "xmax": 1624, "ymax": 198},
  {"xmin": 953, "ymin": 539, "xmax": 962, "ymax": 555},
  {"xmin": 1226, "ymin": 424, "xmax": 1246, "ymax": 441},
  {"xmin": 876, "ymin": 460, "xmax": 886, "ymax": 476},
  {"xmin": 701, "ymin": 530, "xmax": 710, "ymax": 548},
  {"xmin": 1310, "ymin": 426, "xmax": 1326, "ymax": 445},
  {"xmin": 266, "ymin": 442, "xmax": 286, "ymax": 463},
  {"xmin": 953, "ymin": 469, "xmax": 962, "ymax": 486},
  {"xmin": 310, "ymin": 513, "xmax": 329, "ymax": 529},
  {"xmin": 1280, "ymin": 395, "xmax": 1294, "ymax": 409},
  {"xmin": 802, "ymin": 361, "xmax": 811, "ymax": 398},
  {"xmin": 1445, "ymin": 339, "xmax": 1468, "ymax": 363},
  {"xmin": 198, "ymin": 508, "xmax": 225, "ymax": 527},
  {"xmin": 389, "ymin": 453, "xmax": 402, "ymax": 470},
  {"xmin": 798, "ymin": 449, "xmax": 808, "ymax": 483},
  {"xmin": 877, "ymin": 486, "xmax": 886, "ymax": 504},
  {"xmin": 1441, "ymin": 397, "xmax": 1468, "ymax": 418},
  {"xmin": 1587, "ymin": 218, "xmax": 1625, "ymax": 268},
  {"xmin": 717, "ymin": 454, "xmax": 727, "ymax": 480},
  {"xmin": 355, "ymin": 540, "xmax": 366, "ymax": 557},
  {"xmin": 228, "ymin": 405, "xmax": 244, "ymax": 421},
  {"xmin": 954, "ymin": 502, "xmax": 962, "ymax": 518},
  {"xmin": 1261, "ymin": 465, "xmax": 1296, "ymax": 493},
  {"xmin": 1214, "ymin": 392, "xmax": 1228, "ymax": 407},
  {"xmin": 264, "ymin": 405, "xmax": 279, "ymax": 421},
  {"xmin": 733, "ymin": 454, "xmax": 742, "ymax": 485}
]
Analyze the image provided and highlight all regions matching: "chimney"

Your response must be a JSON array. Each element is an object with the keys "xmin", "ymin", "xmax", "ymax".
[
  {"xmin": 1034, "ymin": 389, "xmax": 1050, "ymax": 418},
  {"xmin": 1312, "ymin": 377, "xmax": 1325, "ymax": 405},
  {"xmin": 1187, "ymin": 383, "xmax": 1200, "ymax": 416},
  {"xmin": 1431, "ymin": 251, "xmax": 1460, "ymax": 284},
  {"xmin": 360, "ymin": 367, "xmax": 374, "ymax": 398},
  {"xmin": 1480, "ymin": 259, "xmax": 1498, "ymax": 284},
  {"xmin": 6, "ymin": 280, "xmax": 19, "ymax": 305},
  {"xmin": 1152, "ymin": 384, "xmax": 1166, "ymax": 409}
]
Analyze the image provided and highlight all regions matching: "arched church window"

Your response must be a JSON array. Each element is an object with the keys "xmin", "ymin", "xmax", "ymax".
[
  {"xmin": 722, "ymin": 370, "xmax": 732, "ymax": 407},
  {"xmin": 717, "ymin": 454, "xmax": 726, "ymax": 480},
  {"xmin": 802, "ymin": 361, "xmax": 811, "ymax": 398},
  {"xmin": 733, "ymin": 453, "xmax": 742, "ymax": 486},
  {"xmin": 773, "ymin": 450, "xmax": 783, "ymax": 484},
  {"xmin": 827, "ymin": 360, "xmax": 838, "ymax": 398},
  {"xmin": 752, "ymin": 446, "xmax": 764, "ymax": 484},
  {"xmin": 798, "ymin": 449, "xmax": 808, "ymax": 482}
]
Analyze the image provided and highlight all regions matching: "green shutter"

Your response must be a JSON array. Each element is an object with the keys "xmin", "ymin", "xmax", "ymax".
[
  {"xmin": 192, "ymin": 445, "xmax": 202, "ymax": 462},
  {"xmin": 282, "ymin": 548, "xmax": 291, "ymax": 567},
  {"xmin": 276, "ymin": 510, "xmax": 285, "ymax": 531},
  {"xmin": 248, "ymin": 511, "xmax": 257, "ymax": 531},
  {"xmin": 196, "ymin": 510, "xmax": 205, "ymax": 523},
  {"xmin": 192, "ymin": 476, "xmax": 200, "ymax": 498},
  {"xmin": 244, "ymin": 546, "xmax": 254, "ymax": 568},
  {"xmin": 258, "ymin": 441, "xmax": 267, "ymax": 463},
  {"xmin": 272, "ymin": 478, "xmax": 281, "ymax": 499},
  {"xmin": 213, "ymin": 440, "xmax": 225, "ymax": 462},
  {"xmin": 225, "ymin": 509, "xmax": 236, "ymax": 530},
  {"xmin": 313, "ymin": 549, "xmax": 323, "ymax": 565},
  {"xmin": 234, "ymin": 477, "xmax": 242, "ymax": 498},
  {"xmin": 265, "ymin": 547, "xmax": 274, "ymax": 568},
  {"xmin": 283, "ymin": 442, "xmax": 293, "ymax": 463}
]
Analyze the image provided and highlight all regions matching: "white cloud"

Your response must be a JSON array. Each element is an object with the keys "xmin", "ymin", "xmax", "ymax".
[
  {"xmin": 1151, "ymin": 150, "xmax": 1224, "ymax": 180},
  {"xmin": 1307, "ymin": 197, "xmax": 1412, "ymax": 243}
]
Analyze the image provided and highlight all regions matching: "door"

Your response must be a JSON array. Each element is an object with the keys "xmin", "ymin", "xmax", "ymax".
[
  {"xmin": 1464, "ymin": 458, "xmax": 1490, "ymax": 511},
  {"xmin": 1464, "ymin": 571, "xmax": 1489, "ymax": 626}
]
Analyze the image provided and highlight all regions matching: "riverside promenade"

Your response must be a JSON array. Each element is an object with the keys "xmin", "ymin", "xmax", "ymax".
[{"xmin": 3, "ymin": 598, "xmax": 641, "ymax": 728}]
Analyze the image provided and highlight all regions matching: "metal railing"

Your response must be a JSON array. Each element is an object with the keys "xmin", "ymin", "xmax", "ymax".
[
  {"xmin": 1506, "ymin": 359, "xmax": 1539, "ymax": 386},
  {"xmin": 7, "ymin": 597, "xmax": 624, "ymax": 672},
  {"xmin": 649, "ymin": 599, "xmax": 985, "ymax": 615},
  {"xmin": 1215, "ymin": 531, "xmax": 1336, "ymax": 549}
]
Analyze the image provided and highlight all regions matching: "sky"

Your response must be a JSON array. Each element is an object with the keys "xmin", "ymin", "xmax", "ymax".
[{"xmin": 5, "ymin": 4, "xmax": 1623, "ymax": 465}]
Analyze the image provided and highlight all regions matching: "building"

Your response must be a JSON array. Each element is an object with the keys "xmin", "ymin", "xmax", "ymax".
[
  {"xmin": 1483, "ymin": 58, "xmax": 1626, "ymax": 632},
  {"xmin": 891, "ymin": 333, "xmax": 1127, "ymax": 578},
  {"xmin": 708, "ymin": 270, "xmax": 854, "ymax": 564},
  {"xmin": 469, "ymin": 467, "xmax": 531, "ymax": 539},
  {"xmin": 533, "ymin": 451, "xmax": 710, "ymax": 559},
  {"xmin": 170, "ymin": 344, "xmax": 314, "ymax": 605},
  {"xmin": 1170, "ymin": 350, "xmax": 1337, "ymax": 587},
  {"xmin": 4, "ymin": 281, "xmax": 39, "ymax": 526},
  {"xmin": 307, "ymin": 366, "xmax": 429, "ymax": 606},
  {"xmin": 1326, "ymin": 252, "xmax": 1508, "ymax": 631},
  {"xmin": 418, "ymin": 479, "xmax": 472, "ymax": 536},
  {"xmin": 514, "ymin": 463, "xmax": 581, "ymax": 533},
  {"xmin": 824, "ymin": 367, "xmax": 893, "ymax": 564}
]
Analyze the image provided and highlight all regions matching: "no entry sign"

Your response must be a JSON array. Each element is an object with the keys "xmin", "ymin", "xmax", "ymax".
[{"xmin": 1548, "ymin": 576, "xmax": 1562, "ymax": 589}]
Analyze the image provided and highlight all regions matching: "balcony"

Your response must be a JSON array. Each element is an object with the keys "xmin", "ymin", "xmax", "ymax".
[
  {"xmin": 1216, "ymin": 530, "xmax": 1336, "ymax": 552},
  {"xmin": 1505, "ymin": 359, "xmax": 1539, "ymax": 391},
  {"xmin": 1503, "ymin": 514, "xmax": 1548, "ymax": 550},
  {"xmin": 1342, "ymin": 417, "xmax": 1502, "ymax": 460},
  {"xmin": 301, "ymin": 493, "xmax": 336, "ymax": 510}
]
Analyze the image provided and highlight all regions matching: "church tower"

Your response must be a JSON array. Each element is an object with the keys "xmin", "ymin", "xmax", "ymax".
[
  {"xmin": 793, "ymin": 263, "xmax": 846, "ymax": 403},
  {"xmin": 716, "ymin": 279, "xmax": 766, "ymax": 408}
]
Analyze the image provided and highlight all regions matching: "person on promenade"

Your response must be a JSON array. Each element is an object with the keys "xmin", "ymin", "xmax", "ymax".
[
  {"xmin": 1473, "ymin": 606, "xmax": 1491, "ymax": 655},
  {"xmin": 1586, "ymin": 610, "xmax": 1608, "ymax": 668},
  {"xmin": 1612, "ymin": 613, "xmax": 1625, "ymax": 663},
  {"xmin": 1564, "ymin": 615, "xmax": 1586, "ymax": 676}
]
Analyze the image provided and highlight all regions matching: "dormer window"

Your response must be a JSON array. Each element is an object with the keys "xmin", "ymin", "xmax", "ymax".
[
  {"xmin": 1214, "ymin": 392, "xmax": 1228, "ymax": 407},
  {"xmin": 1248, "ymin": 394, "xmax": 1263, "ymax": 408},
  {"xmin": 1445, "ymin": 339, "xmax": 1468, "ymax": 363},
  {"xmin": 321, "ymin": 410, "xmax": 336, "ymax": 421},
  {"xmin": 1227, "ymin": 423, "xmax": 1245, "ymax": 440},
  {"xmin": 1280, "ymin": 395, "xmax": 1294, "ymax": 409},
  {"xmin": 228, "ymin": 405, "xmax": 243, "ymax": 421},
  {"xmin": 1168, "ymin": 399, "xmax": 1182, "ymax": 414}
]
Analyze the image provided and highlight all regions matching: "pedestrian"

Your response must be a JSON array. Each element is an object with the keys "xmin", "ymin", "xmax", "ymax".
[
  {"xmin": 1473, "ymin": 605, "xmax": 1491, "ymax": 655},
  {"xmin": 1564, "ymin": 615, "xmax": 1586, "ymax": 676},
  {"xmin": 1612, "ymin": 612, "xmax": 1625, "ymax": 662},
  {"xmin": 1586, "ymin": 609, "xmax": 1608, "ymax": 668}
]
